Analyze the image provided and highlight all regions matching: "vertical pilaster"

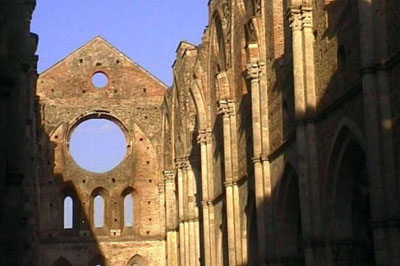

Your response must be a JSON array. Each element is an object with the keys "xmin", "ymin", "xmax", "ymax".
[
  {"xmin": 176, "ymin": 163, "xmax": 186, "ymax": 266},
  {"xmin": 217, "ymin": 98, "xmax": 239, "ymax": 266},
  {"xmin": 198, "ymin": 130, "xmax": 212, "ymax": 266},
  {"xmin": 164, "ymin": 170, "xmax": 178, "ymax": 266},
  {"xmin": 246, "ymin": 61, "xmax": 268, "ymax": 262},
  {"xmin": 289, "ymin": 4, "xmax": 320, "ymax": 266}
]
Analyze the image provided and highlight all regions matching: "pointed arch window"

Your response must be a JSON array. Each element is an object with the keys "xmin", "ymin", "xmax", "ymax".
[
  {"xmin": 94, "ymin": 195, "xmax": 105, "ymax": 228},
  {"xmin": 124, "ymin": 193, "xmax": 133, "ymax": 227},
  {"xmin": 63, "ymin": 196, "xmax": 73, "ymax": 229}
]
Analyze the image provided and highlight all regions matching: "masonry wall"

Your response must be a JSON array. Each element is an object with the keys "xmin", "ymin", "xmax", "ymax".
[
  {"xmin": 36, "ymin": 37, "xmax": 167, "ymax": 266},
  {"xmin": 164, "ymin": 0, "xmax": 400, "ymax": 266},
  {"xmin": 0, "ymin": 0, "xmax": 39, "ymax": 265}
]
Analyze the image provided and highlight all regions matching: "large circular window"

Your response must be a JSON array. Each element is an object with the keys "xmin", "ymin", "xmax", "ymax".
[{"xmin": 69, "ymin": 119, "xmax": 127, "ymax": 173}]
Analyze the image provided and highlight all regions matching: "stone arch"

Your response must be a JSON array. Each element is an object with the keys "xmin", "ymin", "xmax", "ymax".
[
  {"xmin": 67, "ymin": 111, "xmax": 130, "ymax": 142},
  {"xmin": 53, "ymin": 257, "xmax": 72, "ymax": 266},
  {"xmin": 190, "ymin": 79, "xmax": 208, "ymax": 131},
  {"xmin": 162, "ymin": 103, "xmax": 173, "ymax": 170},
  {"xmin": 210, "ymin": 11, "xmax": 227, "ymax": 71},
  {"xmin": 274, "ymin": 163, "xmax": 305, "ymax": 263},
  {"xmin": 323, "ymin": 118, "xmax": 366, "ymax": 208},
  {"xmin": 126, "ymin": 254, "xmax": 148, "ymax": 266},
  {"xmin": 324, "ymin": 121, "xmax": 375, "ymax": 265}
]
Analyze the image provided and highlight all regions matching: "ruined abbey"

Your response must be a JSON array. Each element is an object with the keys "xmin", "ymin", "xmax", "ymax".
[{"xmin": 1, "ymin": 0, "xmax": 400, "ymax": 265}]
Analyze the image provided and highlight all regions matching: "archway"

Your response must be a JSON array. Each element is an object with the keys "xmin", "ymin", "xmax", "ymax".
[
  {"xmin": 126, "ymin": 254, "xmax": 147, "ymax": 266},
  {"xmin": 330, "ymin": 139, "xmax": 375, "ymax": 265},
  {"xmin": 274, "ymin": 164, "xmax": 305, "ymax": 264}
]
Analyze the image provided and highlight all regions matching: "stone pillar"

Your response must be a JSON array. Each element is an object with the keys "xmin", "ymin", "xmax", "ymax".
[
  {"xmin": 289, "ymin": 4, "xmax": 320, "ymax": 266},
  {"xmin": 164, "ymin": 170, "xmax": 178, "ymax": 266},
  {"xmin": 217, "ymin": 99, "xmax": 242, "ymax": 265},
  {"xmin": 198, "ymin": 130, "xmax": 212, "ymax": 266},
  {"xmin": 176, "ymin": 162, "xmax": 186, "ymax": 266},
  {"xmin": 246, "ymin": 61, "xmax": 268, "ymax": 262},
  {"xmin": 159, "ymin": 181, "xmax": 166, "ymax": 237},
  {"xmin": 187, "ymin": 162, "xmax": 200, "ymax": 266}
]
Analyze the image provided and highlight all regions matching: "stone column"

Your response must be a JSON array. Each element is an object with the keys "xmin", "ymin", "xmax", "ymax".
[
  {"xmin": 289, "ymin": 5, "xmax": 320, "ymax": 266},
  {"xmin": 197, "ymin": 130, "xmax": 212, "ymax": 266},
  {"xmin": 187, "ymin": 163, "xmax": 199, "ymax": 266},
  {"xmin": 164, "ymin": 170, "xmax": 178, "ymax": 266},
  {"xmin": 217, "ymin": 99, "xmax": 242, "ymax": 266},
  {"xmin": 176, "ymin": 161, "xmax": 186, "ymax": 266},
  {"xmin": 246, "ymin": 61, "xmax": 268, "ymax": 262}
]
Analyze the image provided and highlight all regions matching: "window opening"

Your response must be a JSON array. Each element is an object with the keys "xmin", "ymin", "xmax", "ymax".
[
  {"xmin": 94, "ymin": 195, "xmax": 105, "ymax": 228},
  {"xmin": 92, "ymin": 72, "xmax": 108, "ymax": 88},
  {"xmin": 69, "ymin": 118, "xmax": 127, "ymax": 173},
  {"xmin": 63, "ymin": 196, "xmax": 73, "ymax": 229},
  {"xmin": 124, "ymin": 193, "xmax": 133, "ymax": 227}
]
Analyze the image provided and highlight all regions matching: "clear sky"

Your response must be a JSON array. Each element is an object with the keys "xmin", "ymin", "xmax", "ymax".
[
  {"xmin": 32, "ymin": 1, "xmax": 208, "ymax": 173},
  {"xmin": 31, "ymin": 0, "xmax": 208, "ymax": 86},
  {"xmin": 69, "ymin": 119, "xmax": 127, "ymax": 173},
  {"xmin": 33, "ymin": 2, "xmax": 208, "ymax": 225}
]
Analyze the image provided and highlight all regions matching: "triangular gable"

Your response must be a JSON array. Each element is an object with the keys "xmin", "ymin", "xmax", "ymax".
[{"xmin": 40, "ymin": 36, "xmax": 168, "ymax": 89}]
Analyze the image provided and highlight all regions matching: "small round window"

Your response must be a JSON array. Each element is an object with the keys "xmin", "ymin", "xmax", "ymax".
[
  {"xmin": 92, "ymin": 72, "xmax": 108, "ymax": 88},
  {"xmin": 69, "ymin": 118, "xmax": 127, "ymax": 173}
]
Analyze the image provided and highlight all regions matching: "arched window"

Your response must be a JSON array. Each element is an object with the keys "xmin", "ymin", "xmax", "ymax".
[
  {"xmin": 94, "ymin": 195, "xmax": 105, "ymax": 228},
  {"xmin": 63, "ymin": 196, "xmax": 73, "ymax": 229},
  {"xmin": 124, "ymin": 193, "xmax": 133, "ymax": 227},
  {"xmin": 127, "ymin": 254, "xmax": 147, "ymax": 266}
]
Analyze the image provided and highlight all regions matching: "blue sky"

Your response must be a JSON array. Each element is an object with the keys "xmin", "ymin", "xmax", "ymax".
[
  {"xmin": 69, "ymin": 119, "xmax": 127, "ymax": 173},
  {"xmin": 32, "ymin": 1, "xmax": 208, "ymax": 175},
  {"xmin": 34, "ymin": 1, "xmax": 208, "ymax": 227},
  {"xmin": 31, "ymin": 0, "xmax": 208, "ymax": 86}
]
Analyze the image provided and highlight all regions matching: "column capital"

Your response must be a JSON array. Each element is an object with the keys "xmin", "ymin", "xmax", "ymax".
[
  {"xmin": 246, "ymin": 62, "xmax": 264, "ymax": 81},
  {"xmin": 261, "ymin": 155, "xmax": 270, "ymax": 162},
  {"xmin": 217, "ymin": 99, "xmax": 235, "ymax": 117},
  {"xmin": 252, "ymin": 156, "xmax": 262, "ymax": 163},
  {"xmin": 163, "ymin": 170, "xmax": 175, "ymax": 183},
  {"xmin": 174, "ymin": 157, "xmax": 189, "ymax": 169},
  {"xmin": 201, "ymin": 200, "xmax": 213, "ymax": 206},
  {"xmin": 301, "ymin": 7, "xmax": 313, "ymax": 28},
  {"xmin": 166, "ymin": 227, "xmax": 178, "ymax": 233},
  {"xmin": 288, "ymin": 8, "xmax": 302, "ymax": 31},
  {"xmin": 288, "ymin": 7, "xmax": 313, "ymax": 31},
  {"xmin": 223, "ymin": 180, "xmax": 237, "ymax": 187},
  {"xmin": 197, "ymin": 130, "xmax": 212, "ymax": 144}
]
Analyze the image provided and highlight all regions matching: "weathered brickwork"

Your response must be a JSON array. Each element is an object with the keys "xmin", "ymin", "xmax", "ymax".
[
  {"xmin": 163, "ymin": 1, "xmax": 400, "ymax": 266},
  {"xmin": 3, "ymin": 1, "xmax": 400, "ymax": 266},
  {"xmin": 36, "ymin": 38, "xmax": 167, "ymax": 266}
]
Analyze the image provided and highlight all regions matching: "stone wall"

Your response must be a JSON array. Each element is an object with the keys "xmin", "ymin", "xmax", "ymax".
[
  {"xmin": 0, "ymin": 0, "xmax": 39, "ymax": 265},
  {"xmin": 164, "ymin": 0, "xmax": 400, "ymax": 266},
  {"xmin": 3, "ymin": 0, "xmax": 400, "ymax": 266},
  {"xmin": 36, "ymin": 37, "xmax": 167, "ymax": 266}
]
